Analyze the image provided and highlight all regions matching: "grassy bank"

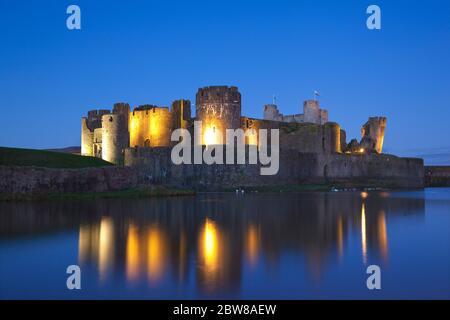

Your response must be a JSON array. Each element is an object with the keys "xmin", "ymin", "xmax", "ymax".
[
  {"xmin": 0, "ymin": 186, "xmax": 195, "ymax": 201},
  {"xmin": 0, "ymin": 147, "xmax": 112, "ymax": 168}
]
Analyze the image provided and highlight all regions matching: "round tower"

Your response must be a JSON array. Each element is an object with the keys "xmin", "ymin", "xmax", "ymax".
[
  {"xmin": 323, "ymin": 122, "xmax": 341, "ymax": 153},
  {"xmin": 81, "ymin": 118, "xmax": 94, "ymax": 156},
  {"xmin": 196, "ymin": 86, "xmax": 241, "ymax": 145},
  {"xmin": 102, "ymin": 112, "xmax": 129, "ymax": 165}
]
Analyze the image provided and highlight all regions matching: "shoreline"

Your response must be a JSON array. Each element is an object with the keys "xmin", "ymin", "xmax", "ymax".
[
  {"xmin": 0, "ymin": 186, "xmax": 196, "ymax": 202},
  {"xmin": 1, "ymin": 184, "xmax": 440, "ymax": 202}
]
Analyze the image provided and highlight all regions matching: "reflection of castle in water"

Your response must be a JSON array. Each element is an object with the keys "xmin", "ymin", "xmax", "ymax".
[
  {"xmin": 0, "ymin": 192, "xmax": 426, "ymax": 294},
  {"xmin": 71, "ymin": 192, "xmax": 423, "ymax": 293}
]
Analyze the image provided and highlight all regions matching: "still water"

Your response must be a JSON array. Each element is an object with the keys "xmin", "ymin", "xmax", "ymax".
[{"xmin": 0, "ymin": 189, "xmax": 449, "ymax": 299}]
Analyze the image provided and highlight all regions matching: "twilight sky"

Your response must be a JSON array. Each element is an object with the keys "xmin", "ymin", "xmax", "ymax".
[{"xmin": 0, "ymin": 0, "xmax": 449, "ymax": 156}]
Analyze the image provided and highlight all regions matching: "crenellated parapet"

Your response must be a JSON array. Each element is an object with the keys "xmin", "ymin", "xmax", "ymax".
[{"xmin": 263, "ymin": 100, "xmax": 328, "ymax": 125}]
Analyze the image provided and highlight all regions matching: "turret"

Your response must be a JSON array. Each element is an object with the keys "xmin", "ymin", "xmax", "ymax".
[{"xmin": 101, "ymin": 103, "xmax": 130, "ymax": 165}]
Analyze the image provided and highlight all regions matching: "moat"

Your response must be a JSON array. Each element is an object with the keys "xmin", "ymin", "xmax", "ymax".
[{"xmin": 1, "ymin": 189, "xmax": 449, "ymax": 299}]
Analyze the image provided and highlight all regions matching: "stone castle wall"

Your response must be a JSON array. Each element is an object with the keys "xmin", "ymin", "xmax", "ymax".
[
  {"xmin": 0, "ymin": 165, "xmax": 138, "ymax": 197},
  {"xmin": 124, "ymin": 146, "xmax": 424, "ymax": 190},
  {"xmin": 424, "ymin": 166, "xmax": 450, "ymax": 187}
]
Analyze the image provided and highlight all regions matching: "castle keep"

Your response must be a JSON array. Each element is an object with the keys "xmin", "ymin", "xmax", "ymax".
[{"xmin": 81, "ymin": 86, "xmax": 423, "ymax": 189}]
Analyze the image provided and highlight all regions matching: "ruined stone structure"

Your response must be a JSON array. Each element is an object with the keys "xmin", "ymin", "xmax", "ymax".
[
  {"xmin": 264, "ymin": 100, "xmax": 328, "ymax": 125},
  {"xmin": 360, "ymin": 117, "xmax": 387, "ymax": 154},
  {"xmin": 77, "ymin": 85, "xmax": 423, "ymax": 190}
]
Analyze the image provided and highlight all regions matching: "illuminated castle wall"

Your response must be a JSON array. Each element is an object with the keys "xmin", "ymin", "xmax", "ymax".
[{"xmin": 81, "ymin": 86, "xmax": 386, "ymax": 165}]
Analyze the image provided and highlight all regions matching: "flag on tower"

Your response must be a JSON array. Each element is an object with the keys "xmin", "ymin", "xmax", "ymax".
[{"xmin": 314, "ymin": 90, "xmax": 320, "ymax": 101}]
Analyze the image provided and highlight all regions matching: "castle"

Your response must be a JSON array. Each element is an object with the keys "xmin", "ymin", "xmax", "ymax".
[{"xmin": 81, "ymin": 85, "xmax": 387, "ymax": 166}]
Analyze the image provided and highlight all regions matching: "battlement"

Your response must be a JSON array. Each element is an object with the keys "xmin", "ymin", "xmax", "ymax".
[
  {"xmin": 113, "ymin": 102, "xmax": 130, "ymax": 115},
  {"xmin": 196, "ymin": 86, "xmax": 241, "ymax": 105},
  {"xmin": 264, "ymin": 100, "xmax": 328, "ymax": 125},
  {"xmin": 303, "ymin": 100, "xmax": 320, "ymax": 109},
  {"xmin": 367, "ymin": 116, "xmax": 387, "ymax": 126},
  {"xmin": 87, "ymin": 109, "xmax": 110, "ymax": 118},
  {"xmin": 132, "ymin": 104, "xmax": 169, "ymax": 114}
]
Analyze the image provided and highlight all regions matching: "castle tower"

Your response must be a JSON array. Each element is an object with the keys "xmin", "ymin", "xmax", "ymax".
[
  {"xmin": 81, "ymin": 109, "xmax": 109, "ymax": 156},
  {"xmin": 303, "ymin": 100, "xmax": 321, "ymax": 124},
  {"xmin": 360, "ymin": 117, "xmax": 387, "ymax": 153},
  {"xmin": 171, "ymin": 99, "xmax": 191, "ymax": 130},
  {"xmin": 323, "ymin": 122, "xmax": 342, "ymax": 153},
  {"xmin": 101, "ymin": 103, "xmax": 130, "ymax": 165},
  {"xmin": 263, "ymin": 104, "xmax": 282, "ymax": 121},
  {"xmin": 195, "ymin": 86, "xmax": 241, "ymax": 145},
  {"xmin": 129, "ymin": 105, "xmax": 173, "ymax": 148}
]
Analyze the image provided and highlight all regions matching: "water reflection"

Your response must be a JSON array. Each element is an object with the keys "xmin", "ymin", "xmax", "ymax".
[
  {"xmin": 361, "ymin": 203, "xmax": 367, "ymax": 264},
  {"xmin": 0, "ymin": 191, "xmax": 427, "ymax": 296}
]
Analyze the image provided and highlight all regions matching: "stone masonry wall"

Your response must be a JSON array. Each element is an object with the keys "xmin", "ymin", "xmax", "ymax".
[
  {"xmin": 0, "ymin": 166, "xmax": 138, "ymax": 197},
  {"xmin": 124, "ymin": 146, "xmax": 424, "ymax": 190},
  {"xmin": 424, "ymin": 166, "xmax": 450, "ymax": 187}
]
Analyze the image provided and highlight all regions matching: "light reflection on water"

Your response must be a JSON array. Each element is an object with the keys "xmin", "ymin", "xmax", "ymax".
[{"xmin": 0, "ymin": 189, "xmax": 449, "ymax": 299}]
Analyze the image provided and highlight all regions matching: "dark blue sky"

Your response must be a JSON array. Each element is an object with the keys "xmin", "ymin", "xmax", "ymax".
[{"xmin": 1, "ymin": 0, "xmax": 449, "ymax": 154}]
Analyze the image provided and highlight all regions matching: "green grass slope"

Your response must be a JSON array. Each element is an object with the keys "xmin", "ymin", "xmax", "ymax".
[{"xmin": 0, "ymin": 147, "xmax": 113, "ymax": 168}]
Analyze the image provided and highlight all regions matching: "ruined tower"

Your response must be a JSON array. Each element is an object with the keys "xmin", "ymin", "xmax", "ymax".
[
  {"xmin": 101, "ymin": 103, "xmax": 130, "ymax": 165},
  {"xmin": 360, "ymin": 117, "xmax": 387, "ymax": 153},
  {"xmin": 196, "ymin": 86, "xmax": 241, "ymax": 145},
  {"xmin": 81, "ymin": 109, "xmax": 109, "ymax": 156},
  {"xmin": 263, "ymin": 104, "xmax": 282, "ymax": 121}
]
